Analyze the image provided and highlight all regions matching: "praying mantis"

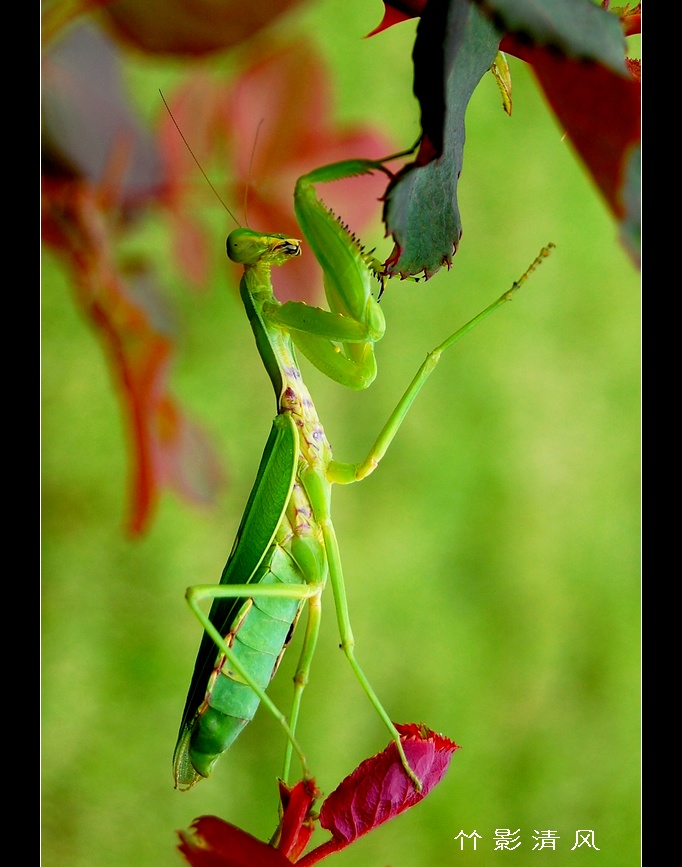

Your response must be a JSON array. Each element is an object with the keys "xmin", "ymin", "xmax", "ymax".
[{"xmin": 172, "ymin": 154, "xmax": 553, "ymax": 793}]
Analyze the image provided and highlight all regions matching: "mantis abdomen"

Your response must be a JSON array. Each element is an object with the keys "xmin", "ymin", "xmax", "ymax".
[
  {"xmin": 174, "ymin": 408, "xmax": 331, "ymax": 791},
  {"xmin": 187, "ymin": 546, "xmax": 307, "ymax": 778}
]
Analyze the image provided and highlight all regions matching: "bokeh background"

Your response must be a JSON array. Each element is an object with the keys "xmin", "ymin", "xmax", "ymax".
[{"xmin": 42, "ymin": 1, "xmax": 640, "ymax": 865}]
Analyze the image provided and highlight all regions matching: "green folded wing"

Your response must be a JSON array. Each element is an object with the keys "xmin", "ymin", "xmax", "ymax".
[{"xmin": 174, "ymin": 412, "xmax": 298, "ymax": 745}]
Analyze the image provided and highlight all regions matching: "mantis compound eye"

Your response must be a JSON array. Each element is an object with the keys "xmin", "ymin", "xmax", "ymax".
[{"xmin": 276, "ymin": 240, "xmax": 302, "ymax": 258}]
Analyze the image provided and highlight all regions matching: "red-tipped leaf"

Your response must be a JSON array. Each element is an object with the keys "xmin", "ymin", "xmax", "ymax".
[
  {"xmin": 276, "ymin": 779, "xmax": 320, "ymax": 861},
  {"xmin": 318, "ymin": 724, "xmax": 459, "ymax": 844},
  {"xmin": 297, "ymin": 725, "xmax": 459, "ymax": 864},
  {"xmin": 178, "ymin": 816, "xmax": 293, "ymax": 867}
]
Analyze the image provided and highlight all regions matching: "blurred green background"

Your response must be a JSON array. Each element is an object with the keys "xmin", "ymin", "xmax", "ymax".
[{"xmin": 42, "ymin": 2, "xmax": 640, "ymax": 865}]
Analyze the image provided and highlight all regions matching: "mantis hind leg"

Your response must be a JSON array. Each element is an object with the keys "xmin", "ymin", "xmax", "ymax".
[
  {"xmin": 299, "ymin": 462, "xmax": 423, "ymax": 790},
  {"xmin": 281, "ymin": 589, "xmax": 323, "ymax": 783},
  {"xmin": 319, "ymin": 521, "xmax": 423, "ymax": 790}
]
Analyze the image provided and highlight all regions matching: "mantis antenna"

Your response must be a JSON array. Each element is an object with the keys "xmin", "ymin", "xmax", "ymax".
[
  {"xmin": 241, "ymin": 117, "xmax": 265, "ymax": 229},
  {"xmin": 159, "ymin": 89, "xmax": 241, "ymax": 228}
]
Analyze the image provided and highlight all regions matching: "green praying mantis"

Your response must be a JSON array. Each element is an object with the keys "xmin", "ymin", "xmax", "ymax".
[{"xmin": 171, "ymin": 152, "xmax": 554, "ymax": 793}]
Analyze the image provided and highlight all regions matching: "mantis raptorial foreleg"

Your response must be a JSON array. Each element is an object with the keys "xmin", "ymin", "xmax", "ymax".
[{"xmin": 173, "ymin": 153, "xmax": 553, "ymax": 792}]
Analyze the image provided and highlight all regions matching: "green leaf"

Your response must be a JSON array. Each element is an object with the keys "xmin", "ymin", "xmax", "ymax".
[
  {"xmin": 380, "ymin": 0, "xmax": 636, "ymax": 279},
  {"xmin": 383, "ymin": 0, "xmax": 502, "ymax": 278}
]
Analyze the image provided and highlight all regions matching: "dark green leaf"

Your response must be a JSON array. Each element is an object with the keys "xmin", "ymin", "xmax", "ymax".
[
  {"xmin": 383, "ymin": 0, "xmax": 502, "ymax": 278},
  {"xmin": 477, "ymin": 0, "xmax": 628, "ymax": 75}
]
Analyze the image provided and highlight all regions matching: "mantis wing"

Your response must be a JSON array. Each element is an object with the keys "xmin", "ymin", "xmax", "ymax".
[{"xmin": 175, "ymin": 412, "xmax": 298, "ymax": 746}]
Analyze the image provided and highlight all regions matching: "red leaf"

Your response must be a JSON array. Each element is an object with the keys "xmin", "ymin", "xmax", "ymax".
[
  {"xmin": 276, "ymin": 779, "xmax": 320, "ymax": 861},
  {"xmin": 501, "ymin": 32, "xmax": 640, "ymax": 263},
  {"xmin": 178, "ymin": 733, "xmax": 458, "ymax": 867},
  {"xmin": 296, "ymin": 724, "xmax": 459, "ymax": 863},
  {"xmin": 101, "ymin": 0, "xmax": 305, "ymax": 57},
  {"xmin": 178, "ymin": 816, "xmax": 292, "ymax": 867},
  {"xmin": 620, "ymin": 3, "xmax": 642, "ymax": 37},
  {"xmin": 366, "ymin": 1, "xmax": 426, "ymax": 37},
  {"xmin": 42, "ymin": 19, "xmax": 165, "ymax": 204},
  {"xmin": 626, "ymin": 57, "xmax": 641, "ymax": 81},
  {"xmin": 42, "ymin": 18, "xmax": 225, "ymax": 532},
  {"xmin": 42, "ymin": 179, "xmax": 223, "ymax": 534}
]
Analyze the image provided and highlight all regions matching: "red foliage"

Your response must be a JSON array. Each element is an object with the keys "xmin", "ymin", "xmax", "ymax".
[
  {"xmin": 178, "ymin": 817, "xmax": 293, "ymax": 867},
  {"xmin": 612, "ymin": 2, "xmax": 641, "ymax": 36},
  {"xmin": 41, "ymin": 173, "xmax": 223, "ymax": 534},
  {"xmin": 101, "ymin": 0, "xmax": 304, "ymax": 57},
  {"xmin": 276, "ymin": 780, "xmax": 320, "ymax": 861},
  {"xmin": 177, "ymin": 726, "xmax": 459, "ymax": 866},
  {"xmin": 501, "ymin": 31, "xmax": 640, "ymax": 223},
  {"xmin": 318, "ymin": 724, "xmax": 458, "ymax": 844},
  {"xmin": 365, "ymin": 1, "xmax": 425, "ymax": 37},
  {"xmin": 178, "ymin": 780, "xmax": 319, "ymax": 866},
  {"xmin": 300, "ymin": 724, "xmax": 459, "ymax": 863}
]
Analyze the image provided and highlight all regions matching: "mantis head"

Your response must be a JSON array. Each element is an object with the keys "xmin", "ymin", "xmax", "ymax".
[{"xmin": 227, "ymin": 228, "xmax": 302, "ymax": 267}]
